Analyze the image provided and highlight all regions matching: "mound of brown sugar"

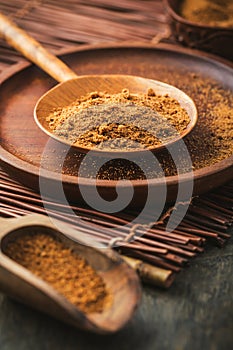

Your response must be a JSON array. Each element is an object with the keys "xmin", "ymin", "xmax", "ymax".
[
  {"xmin": 47, "ymin": 88, "xmax": 190, "ymax": 151},
  {"xmin": 5, "ymin": 233, "xmax": 111, "ymax": 314},
  {"xmin": 180, "ymin": 0, "xmax": 233, "ymax": 27},
  {"xmin": 36, "ymin": 66, "xmax": 232, "ymax": 181},
  {"xmin": 81, "ymin": 72, "xmax": 233, "ymax": 181}
]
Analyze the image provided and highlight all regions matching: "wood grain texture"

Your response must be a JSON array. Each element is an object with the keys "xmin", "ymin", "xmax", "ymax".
[
  {"xmin": 0, "ymin": 8, "xmax": 195, "ymax": 155},
  {"xmin": 0, "ymin": 215, "xmax": 141, "ymax": 333},
  {"xmin": 0, "ymin": 13, "xmax": 77, "ymax": 82},
  {"xmin": 0, "ymin": 233, "xmax": 232, "ymax": 350},
  {"xmin": 0, "ymin": 1, "xmax": 232, "ymax": 349},
  {"xmin": 0, "ymin": 44, "xmax": 232, "ymax": 205},
  {"xmin": 35, "ymin": 73, "xmax": 197, "ymax": 154},
  {"xmin": 0, "ymin": 0, "xmax": 170, "ymax": 74}
]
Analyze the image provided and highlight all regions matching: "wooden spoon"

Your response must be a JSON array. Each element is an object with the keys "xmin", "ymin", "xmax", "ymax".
[
  {"xmin": 0, "ymin": 214, "xmax": 141, "ymax": 333},
  {"xmin": 0, "ymin": 13, "xmax": 197, "ymax": 155}
]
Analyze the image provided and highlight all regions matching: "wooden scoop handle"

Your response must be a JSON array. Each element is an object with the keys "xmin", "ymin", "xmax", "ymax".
[
  {"xmin": 0, "ymin": 12, "xmax": 78, "ymax": 82},
  {"xmin": 0, "ymin": 216, "xmax": 19, "ymax": 239},
  {"xmin": 0, "ymin": 215, "xmax": 175, "ymax": 288}
]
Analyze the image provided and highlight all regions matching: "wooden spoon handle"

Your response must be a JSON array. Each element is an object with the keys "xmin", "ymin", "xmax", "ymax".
[{"xmin": 0, "ymin": 13, "xmax": 78, "ymax": 82}]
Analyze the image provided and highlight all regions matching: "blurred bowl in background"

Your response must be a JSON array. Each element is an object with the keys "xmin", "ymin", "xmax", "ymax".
[{"xmin": 164, "ymin": 0, "xmax": 233, "ymax": 61}]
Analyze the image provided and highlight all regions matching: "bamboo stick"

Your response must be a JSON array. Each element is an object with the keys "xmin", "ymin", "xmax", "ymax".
[{"xmin": 121, "ymin": 256, "xmax": 175, "ymax": 288}]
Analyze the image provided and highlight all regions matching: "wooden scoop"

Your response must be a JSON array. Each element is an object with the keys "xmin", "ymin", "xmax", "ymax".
[
  {"xmin": 0, "ymin": 214, "xmax": 141, "ymax": 333},
  {"xmin": 0, "ymin": 13, "xmax": 197, "ymax": 155}
]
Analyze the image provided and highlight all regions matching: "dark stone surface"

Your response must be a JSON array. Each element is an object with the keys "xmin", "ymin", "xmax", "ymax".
[{"xmin": 0, "ymin": 234, "xmax": 232, "ymax": 350}]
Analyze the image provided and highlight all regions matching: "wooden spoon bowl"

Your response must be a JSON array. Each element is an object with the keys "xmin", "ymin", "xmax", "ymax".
[
  {"xmin": 0, "ymin": 13, "xmax": 197, "ymax": 156},
  {"xmin": 0, "ymin": 214, "xmax": 141, "ymax": 333},
  {"xmin": 35, "ymin": 74, "xmax": 197, "ymax": 156}
]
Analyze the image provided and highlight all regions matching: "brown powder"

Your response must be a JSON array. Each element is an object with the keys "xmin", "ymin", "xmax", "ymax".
[
  {"xmin": 4, "ymin": 233, "xmax": 111, "ymax": 314},
  {"xmin": 75, "ymin": 72, "xmax": 233, "ymax": 181},
  {"xmin": 75, "ymin": 120, "xmax": 163, "ymax": 150},
  {"xmin": 47, "ymin": 89, "xmax": 190, "ymax": 151},
  {"xmin": 180, "ymin": 0, "xmax": 233, "ymax": 27},
  {"xmin": 37, "ymin": 67, "xmax": 232, "ymax": 181}
]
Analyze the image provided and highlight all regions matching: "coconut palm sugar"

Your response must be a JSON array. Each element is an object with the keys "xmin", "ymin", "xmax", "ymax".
[
  {"xmin": 70, "ymin": 71, "xmax": 232, "ymax": 181},
  {"xmin": 4, "ymin": 233, "xmax": 111, "ymax": 313},
  {"xmin": 47, "ymin": 89, "xmax": 190, "ymax": 151},
  {"xmin": 37, "ymin": 65, "xmax": 232, "ymax": 181},
  {"xmin": 181, "ymin": 0, "xmax": 233, "ymax": 27}
]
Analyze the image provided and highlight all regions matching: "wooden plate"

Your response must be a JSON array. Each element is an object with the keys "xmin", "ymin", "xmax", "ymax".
[{"xmin": 1, "ymin": 43, "xmax": 233, "ymax": 206}]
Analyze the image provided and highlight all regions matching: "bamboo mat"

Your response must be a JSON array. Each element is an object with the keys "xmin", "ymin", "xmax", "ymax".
[
  {"xmin": 0, "ymin": 0, "xmax": 232, "ymax": 287},
  {"xmin": 0, "ymin": 0, "xmax": 170, "ymax": 70}
]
